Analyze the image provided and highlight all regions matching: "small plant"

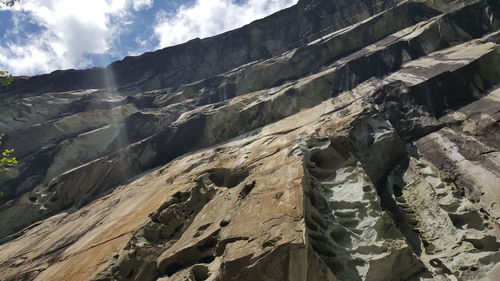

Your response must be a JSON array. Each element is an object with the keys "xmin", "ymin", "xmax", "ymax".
[
  {"xmin": 0, "ymin": 135, "xmax": 17, "ymax": 170},
  {"xmin": 0, "ymin": 71, "xmax": 12, "ymax": 88},
  {"xmin": 0, "ymin": 135, "xmax": 16, "ymax": 197},
  {"xmin": 0, "ymin": 70, "xmax": 17, "ymax": 173},
  {"xmin": 0, "ymin": 0, "xmax": 20, "ymax": 7}
]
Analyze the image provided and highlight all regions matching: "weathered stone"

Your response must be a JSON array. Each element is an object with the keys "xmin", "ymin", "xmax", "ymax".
[{"xmin": 1, "ymin": 0, "xmax": 500, "ymax": 280}]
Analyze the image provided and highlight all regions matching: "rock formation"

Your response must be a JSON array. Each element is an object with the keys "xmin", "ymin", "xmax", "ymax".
[{"xmin": 0, "ymin": 0, "xmax": 499, "ymax": 280}]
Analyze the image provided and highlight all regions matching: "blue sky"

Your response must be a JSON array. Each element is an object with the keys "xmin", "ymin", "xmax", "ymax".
[{"xmin": 0, "ymin": 0, "xmax": 296, "ymax": 76}]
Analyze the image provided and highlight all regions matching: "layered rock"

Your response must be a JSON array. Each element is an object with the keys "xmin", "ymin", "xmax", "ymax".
[{"xmin": 0, "ymin": 0, "xmax": 499, "ymax": 280}]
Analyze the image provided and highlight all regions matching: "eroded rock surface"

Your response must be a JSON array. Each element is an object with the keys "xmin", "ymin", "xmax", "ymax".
[{"xmin": 1, "ymin": 0, "xmax": 500, "ymax": 280}]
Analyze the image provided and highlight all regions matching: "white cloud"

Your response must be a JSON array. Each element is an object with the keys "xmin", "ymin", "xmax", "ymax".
[
  {"xmin": 132, "ymin": 0, "xmax": 153, "ymax": 11},
  {"xmin": 0, "ymin": 0, "xmax": 297, "ymax": 76},
  {"xmin": 154, "ymin": 0, "xmax": 297, "ymax": 48},
  {"xmin": 0, "ymin": 0, "xmax": 137, "ymax": 75}
]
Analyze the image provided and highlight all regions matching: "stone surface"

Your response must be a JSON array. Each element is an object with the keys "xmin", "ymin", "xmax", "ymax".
[{"xmin": 0, "ymin": 0, "xmax": 500, "ymax": 280}]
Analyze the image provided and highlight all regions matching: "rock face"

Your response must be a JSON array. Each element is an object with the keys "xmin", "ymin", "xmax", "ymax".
[{"xmin": 0, "ymin": 0, "xmax": 499, "ymax": 280}]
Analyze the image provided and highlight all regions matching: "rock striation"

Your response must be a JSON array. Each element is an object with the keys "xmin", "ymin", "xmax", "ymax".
[{"xmin": 0, "ymin": 0, "xmax": 500, "ymax": 280}]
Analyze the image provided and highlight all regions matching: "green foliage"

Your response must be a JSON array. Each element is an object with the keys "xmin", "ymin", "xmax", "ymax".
[
  {"xmin": 0, "ymin": 134, "xmax": 15, "ymax": 198},
  {"xmin": 0, "ymin": 71, "xmax": 17, "ymax": 172},
  {"xmin": 0, "ymin": 0, "xmax": 19, "ymax": 195},
  {"xmin": 1, "ymin": 0, "xmax": 19, "ymax": 7},
  {"xmin": 0, "ymin": 136, "xmax": 17, "ymax": 170},
  {"xmin": 0, "ymin": 70, "xmax": 12, "ymax": 88},
  {"xmin": 1, "ymin": 149, "xmax": 17, "ymax": 168}
]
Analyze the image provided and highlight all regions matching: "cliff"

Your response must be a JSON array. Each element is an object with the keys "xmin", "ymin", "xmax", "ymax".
[{"xmin": 0, "ymin": 0, "xmax": 499, "ymax": 280}]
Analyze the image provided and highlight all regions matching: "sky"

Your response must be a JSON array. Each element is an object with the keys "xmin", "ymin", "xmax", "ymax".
[{"xmin": 0, "ymin": 0, "xmax": 297, "ymax": 76}]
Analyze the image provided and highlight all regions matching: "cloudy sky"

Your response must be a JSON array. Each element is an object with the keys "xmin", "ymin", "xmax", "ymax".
[{"xmin": 0, "ymin": 0, "xmax": 297, "ymax": 76}]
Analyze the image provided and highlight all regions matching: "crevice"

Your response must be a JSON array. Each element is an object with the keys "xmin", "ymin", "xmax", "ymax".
[
  {"xmin": 377, "ymin": 156, "xmax": 424, "ymax": 255},
  {"xmin": 208, "ymin": 168, "xmax": 249, "ymax": 188},
  {"xmin": 96, "ymin": 180, "xmax": 217, "ymax": 281},
  {"xmin": 159, "ymin": 230, "xmax": 220, "ymax": 277},
  {"xmin": 238, "ymin": 181, "xmax": 256, "ymax": 200}
]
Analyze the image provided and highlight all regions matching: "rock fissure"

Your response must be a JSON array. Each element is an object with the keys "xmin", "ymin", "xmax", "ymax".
[{"xmin": 1, "ymin": 0, "xmax": 500, "ymax": 280}]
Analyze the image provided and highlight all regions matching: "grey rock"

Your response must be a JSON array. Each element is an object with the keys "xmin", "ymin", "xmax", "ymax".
[{"xmin": 1, "ymin": 0, "xmax": 500, "ymax": 280}]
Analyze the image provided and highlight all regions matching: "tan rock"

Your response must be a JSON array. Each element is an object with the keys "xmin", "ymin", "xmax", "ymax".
[{"xmin": 1, "ymin": 0, "xmax": 500, "ymax": 280}]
